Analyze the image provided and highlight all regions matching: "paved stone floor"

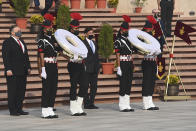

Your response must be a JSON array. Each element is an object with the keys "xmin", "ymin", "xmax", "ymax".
[{"xmin": 0, "ymin": 100, "xmax": 196, "ymax": 131}]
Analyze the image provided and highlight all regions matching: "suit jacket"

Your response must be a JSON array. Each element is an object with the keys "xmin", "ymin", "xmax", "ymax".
[
  {"xmin": 2, "ymin": 37, "xmax": 31, "ymax": 76},
  {"xmin": 83, "ymin": 38, "xmax": 100, "ymax": 73}
]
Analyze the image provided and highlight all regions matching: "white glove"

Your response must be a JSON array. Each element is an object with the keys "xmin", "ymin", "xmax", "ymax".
[
  {"xmin": 41, "ymin": 67, "xmax": 47, "ymax": 79},
  {"xmin": 74, "ymin": 54, "xmax": 78, "ymax": 60},
  {"xmin": 70, "ymin": 54, "xmax": 83, "ymax": 63},
  {"xmin": 117, "ymin": 66, "xmax": 122, "ymax": 76},
  {"xmin": 70, "ymin": 54, "xmax": 79, "ymax": 62}
]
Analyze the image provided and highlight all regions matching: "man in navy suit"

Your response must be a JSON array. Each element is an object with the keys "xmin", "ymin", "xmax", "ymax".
[
  {"xmin": 2, "ymin": 25, "xmax": 31, "ymax": 116},
  {"xmin": 83, "ymin": 27, "xmax": 100, "ymax": 109}
]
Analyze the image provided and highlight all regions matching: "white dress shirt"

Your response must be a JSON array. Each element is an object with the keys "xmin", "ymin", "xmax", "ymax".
[{"xmin": 86, "ymin": 37, "xmax": 95, "ymax": 53}]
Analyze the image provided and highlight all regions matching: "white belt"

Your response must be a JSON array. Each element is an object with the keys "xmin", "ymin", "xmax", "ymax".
[
  {"xmin": 120, "ymin": 55, "xmax": 132, "ymax": 61},
  {"xmin": 44, "ymin": 57, "xmax": 57, "ymax": 63}
]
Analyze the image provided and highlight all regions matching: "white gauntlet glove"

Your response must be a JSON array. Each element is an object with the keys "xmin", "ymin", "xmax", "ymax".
[
  {"xmin": 41, "ymin": 67, "xmax": 47, "ymax": 79},
  {"xmin": 70, "ymin": 54, "xmax": 79, "ymax": 62},
  {"xmin": 70, "ymin": 54, "xmax": 83, "ymax": 63},
  {"xmin": 117, "ymin": 66, "xmax": 122, "ymax": 76}
]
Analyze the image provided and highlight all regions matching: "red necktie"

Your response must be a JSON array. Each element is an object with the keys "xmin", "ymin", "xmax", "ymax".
[{"xmin": 17, "ymin": 40, "xmax": 24, "ymax": 53}]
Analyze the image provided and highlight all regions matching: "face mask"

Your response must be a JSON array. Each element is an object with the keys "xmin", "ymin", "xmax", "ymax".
[
  {"xmin": 88, "ymin": 35, "xmax": 94, "ymax": 40},
  {"xmin": 73, "ymin": 30, "xmax": 79, "ymax": 36},
  {"xmin": 15, "ymin": 31, "xmax": 22, "ymax": 37},
  {"xmin": 122, "ymin": 32, "xmax": 128, "ymax": 37},
  {"xmin": 46, "ymin": 31, "xmax": 52, "ymax": 36}
]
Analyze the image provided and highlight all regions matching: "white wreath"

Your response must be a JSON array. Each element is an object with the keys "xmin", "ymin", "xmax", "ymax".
[
  {"xmin": 54, "ymin": 29, "xmax": 88, "ymax": 59},
  {"xmin": 128, "ymin": 29, "xmax": 161, "ymax": 56}
]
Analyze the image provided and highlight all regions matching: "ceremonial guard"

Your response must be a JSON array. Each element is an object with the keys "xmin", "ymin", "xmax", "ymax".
[
  {"xmin": 83, "ymin": 27, "xmax": 100, "ymax": 109},
  {"xmin": 157, "ymin": 0, "xmax": 175, "ymax": 37},
  {"xmin": 67, "ymin": 13, "xmax": 88, "ymax": 116},
  {"xmin": 37, "ymin": 14, "xmax": 61, "ymax": 118},
  {"xmin": 141, "ymin": 20, "xmax": 160, "ymax": 110},
  {"xmin": 114, "ymin": 15, "xmax": 136, "ymax": 112}
]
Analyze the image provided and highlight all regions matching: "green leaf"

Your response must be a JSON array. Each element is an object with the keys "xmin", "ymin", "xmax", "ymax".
[
  {"xmin": 56, "ymin": 5, "xmax": 71, "ymax": 30},
  {"xmin": 98, "ymin": 23, "xmax": 114, "ymax": 60},
  {"xmin": 13, "ymin": 0, "xmax": 30, "ymax": 18}
]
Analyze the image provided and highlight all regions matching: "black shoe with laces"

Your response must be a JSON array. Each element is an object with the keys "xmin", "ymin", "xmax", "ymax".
[{"xmin": 18, "ymin": 110, "xmax": 29, "ymax": 115}]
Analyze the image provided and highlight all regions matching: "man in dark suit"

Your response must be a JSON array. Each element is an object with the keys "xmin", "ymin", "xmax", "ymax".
[
  {"xmin": 41, "ymin": 0, "xmax": 60, "ymax": 16},
  {"xmin": 157, "ymin": 0, "xmax": 175, "ymax": 37},
  {"xmin": 83, "ymin": 27, "xmax": 100, "ymax": 109},
  {"xmin": 2, "ymin": 25, "xmax": 31, "ymax": 116}
]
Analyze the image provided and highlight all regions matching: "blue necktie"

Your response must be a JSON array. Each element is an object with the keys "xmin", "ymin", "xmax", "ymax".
[{"xmin": 89, "ymin": 40, "xmax": 95, "ymax": 53}]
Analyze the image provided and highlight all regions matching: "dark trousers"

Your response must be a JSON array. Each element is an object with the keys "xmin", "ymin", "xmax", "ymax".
[
  {"xmin": 34, "ymin": 0, "xmax": 40, "ymax": 6},
  {"xmin": 67, "ymin": 62, "xmax": 88, "ymax": 100},
  {"xmin": 41, "ymin": 63, "xmax": 58, "ymax": 107},
  {"xmin": 41, "ymin": 0, "xmax": 60, "ymax": 16},
  {"xmin": 119, "ymin": 61, "xmax": 133, "ymax": 96},
  {"xmin": 142, "ymin": 60, "xmax": 157, "ymax": 96},
  {"xmin": 84, "ymin": 72, "xmax": 98, "ymax": 106},
  {"xmin": 0, "ymin": 3, "xmax": 2, "ymax": 13},
  {"xmin": 6, "ymin": 75, "xmax": 27, "ymax": 114},
  {"xmin": 160, "ymin": 0, "xmax": 174, "ymax": 36},
  {"xmin": 7, "ymin": 0, "xmax": 14, "ymax": 8}
]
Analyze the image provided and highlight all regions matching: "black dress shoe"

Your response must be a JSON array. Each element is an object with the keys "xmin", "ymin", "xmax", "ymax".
[
  {"xmin": 146, "ymin": 107, "xmax": 159, "ymax": 111},
  {"xmin": 84, "ymin": 106, "xmax": 90, "ymax": 109},
  {"xmin": 50, "ymin": 115, "xmax": 58, "ymax": 118},
  {"xmin": 84, "ymin": 105, "xmax": 99, "ymax": 109},
  {"xmin": 79, "ymin": 112, "xmax": 87, "ymax": 116},
  {"xmin": 90, "ymin": 105, "xmax": 99, "ymax": 109},
  {"xmin": 147, "ymin": 107, "xmax": 154, "ymax": 110},
  {"xmin": 129, "ymin": 109, "xmax": 135, "ymax": 112},
  {"xmin": 71, "ymin": 113, "xmax": 81, "ymax": 116},
  {"xmin": 18, "ymin": 111, "xmax": 29, "ymax": 115},
  {"xmin": 42, "ymin": 116, "xmax": 52, "ymax": 119},
  {"xmin": 10, "ymin": 112, "xmax": 20, "ymax": 116},
  {"xmin": 120, "ymin": 109, "xmax": 132, "ymax": 112},
  {"xmin": 152, "ymin": 107, "xmax": 159, "ymax": 110}
]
